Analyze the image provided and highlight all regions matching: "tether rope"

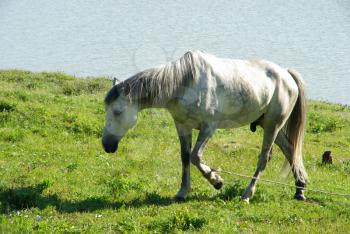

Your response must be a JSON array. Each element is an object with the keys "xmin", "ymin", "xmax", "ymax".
[{"xmin": 219, "ymin": 169, "xmax": 350, "ymax": 198}]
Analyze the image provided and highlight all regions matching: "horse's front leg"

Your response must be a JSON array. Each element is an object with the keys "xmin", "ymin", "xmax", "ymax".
[
  {"xmin": 174, "ymin": 123, "xmax": 192, "ymax": 201},
  {"xmin": 191, "ymin": 123, "xmax": 223, "ymax": 190}
]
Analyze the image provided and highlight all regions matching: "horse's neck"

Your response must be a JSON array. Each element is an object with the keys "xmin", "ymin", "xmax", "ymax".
[
  {"xmin": 135, "ymin": 96, "xmax": 166, "ymax": 110},
  {"xmin": 135, "ymin": 91, "xmax": 174, "ymax": 110},
  {"xmin": 130, "ymin": 76, "xmax": 175, "ymax": 110}
]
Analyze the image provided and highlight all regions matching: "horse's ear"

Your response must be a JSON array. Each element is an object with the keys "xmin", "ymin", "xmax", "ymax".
[
  {"xmin": 123, "ymin": 82, "xmax": 131, "ymax": 96},
  {"xmin": 112, "ymin": 77, "xmax": 118, "ymax": 86}
]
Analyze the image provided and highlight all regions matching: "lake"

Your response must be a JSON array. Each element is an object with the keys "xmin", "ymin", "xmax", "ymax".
[{"xmin": 0, "ymin": 0, "xmax": 349, "ymax": 104}]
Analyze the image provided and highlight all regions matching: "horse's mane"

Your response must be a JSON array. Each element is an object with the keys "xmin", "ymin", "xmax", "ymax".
[{"xmin": 105, "ymin": 51, "xmax": 197, "ymax": 105}]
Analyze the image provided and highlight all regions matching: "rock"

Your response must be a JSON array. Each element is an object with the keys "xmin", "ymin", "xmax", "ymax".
[{"xmin": 322, "ymin": 151, "xmax": 332, "ymax": 164}]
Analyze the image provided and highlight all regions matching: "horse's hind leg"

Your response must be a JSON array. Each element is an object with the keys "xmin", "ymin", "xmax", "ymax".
[
  {"xmin": 241, "ymin": 119, "xmax": 283, "ymax": 203},
  {"xmin": 191, "ymin": 123, "xmax": 223, "ymax": 190},
  {"xmin": 275, "ymin": 131, "xmax": 306, "ymax": 200}
]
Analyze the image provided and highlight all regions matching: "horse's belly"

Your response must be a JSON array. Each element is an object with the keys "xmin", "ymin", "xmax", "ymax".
[
  {"xmin": 173, "ymin": 90, "xmax": 268, "ymax": 127},
  {"xmin": 212, "ymin": 91, "xmax": 269, "ymax": 128},
  {"xmin": 215, "ymin": 111, "xmax": 263, "ymax": 128},
  {"xmin": 172, "ymin": 101, "xmax": 263, "ymax": 130}
]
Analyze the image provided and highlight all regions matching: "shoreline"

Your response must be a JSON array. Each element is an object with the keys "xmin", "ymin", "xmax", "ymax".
[{"xmin": 1, "ymin": 69, "xmax": 349, "ymax": 107}]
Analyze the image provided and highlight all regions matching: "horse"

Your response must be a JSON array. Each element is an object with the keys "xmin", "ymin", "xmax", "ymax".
[{"xmin": 102, "ymin": 50, "xmax": 308, "ymax": 203}]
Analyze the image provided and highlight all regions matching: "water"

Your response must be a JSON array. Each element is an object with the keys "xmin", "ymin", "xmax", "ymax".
[{"xmin": 0, "ymin": 0, "xmax": 349, "ymax": 104}]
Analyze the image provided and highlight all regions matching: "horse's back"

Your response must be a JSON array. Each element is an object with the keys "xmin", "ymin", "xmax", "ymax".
[{"xmin": 195, "ymin": 53, "xmax": 274, "ymax": 111}]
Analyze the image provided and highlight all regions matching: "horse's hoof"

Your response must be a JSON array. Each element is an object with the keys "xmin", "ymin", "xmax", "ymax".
[
  {"xmin": 214, "ymin": 181, "xmax": 223, "ymax": 190},
  {"xmin": 208, "ymin": 169, "xmax": 223, "ymax": 190},
  {"xmin": 173, "ymin": 196, "xmax": 186, "ymax": 203},
  {"xmin": 294, "ymin": 193, "xmax": 306, "ymax": 201},
  {"xmin": 241, "ymin": 197, "xmax": 250, "ymax": 204},
  {"xmin": 241, "ymin": 189, "xmax": 251, "ymax": 203},
  {"xmin": 242, "ymin": 186, "xmax": 255, "ymax": 201}
]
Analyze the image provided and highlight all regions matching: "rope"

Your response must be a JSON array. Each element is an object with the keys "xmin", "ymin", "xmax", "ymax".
[{"xmin": 219, "ymin": 169, "xmax": 350, "ymax": 198}]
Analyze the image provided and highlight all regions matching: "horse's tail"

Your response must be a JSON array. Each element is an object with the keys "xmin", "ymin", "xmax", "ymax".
[{"xmin": 282, "ymin": 69, "xmax": 308, "ymax": 183}]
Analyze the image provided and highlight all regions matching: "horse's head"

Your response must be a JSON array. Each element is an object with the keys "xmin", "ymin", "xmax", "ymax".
[{"xmin": 102, "ymin": 83, "xmax": 138, "ymax": 153}]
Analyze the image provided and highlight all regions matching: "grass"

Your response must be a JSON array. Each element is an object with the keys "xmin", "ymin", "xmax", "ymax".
[{"xmin": 0, "ymin": 69, "xmax": 349, "ymax": 233}]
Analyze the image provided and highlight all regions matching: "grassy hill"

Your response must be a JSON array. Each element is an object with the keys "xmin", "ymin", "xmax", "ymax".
[{"xmin": 0, "ymin": 70, "xmax": 349, "ymax": 233}]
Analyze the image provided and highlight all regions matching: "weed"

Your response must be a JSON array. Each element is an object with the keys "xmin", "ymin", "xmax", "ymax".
[
  {"xmin": 307, "ymin": 112, "xmax": 343, "ymax": 133},
  {"xmin": 0, "ymin": 128, "xmax": 26, "ymax": 142},
  {"xmin": 150, "ymin": 210, "xmax": 207, "ymax": 232},
  {"xmin": 0, "ymin": 101, "xmax": 16, "ymax": 112}
]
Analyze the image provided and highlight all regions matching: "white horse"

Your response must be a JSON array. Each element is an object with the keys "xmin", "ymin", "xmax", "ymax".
[{"xmin": 102, "ymin": 50, "xmax": 308, "ymax": 203}]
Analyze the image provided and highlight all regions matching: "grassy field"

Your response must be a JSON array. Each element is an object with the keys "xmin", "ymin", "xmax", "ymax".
[{"xmin": 0, "ymin": 70, "xmax": 349, "ymax": 233}]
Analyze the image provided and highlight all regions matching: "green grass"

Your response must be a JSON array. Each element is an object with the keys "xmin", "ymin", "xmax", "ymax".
[{"xmin": 0, "ymin": 69, "xmax": 349, "ymax": 233}]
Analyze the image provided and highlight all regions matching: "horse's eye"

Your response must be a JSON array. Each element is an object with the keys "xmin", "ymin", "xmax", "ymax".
[{"xmin": 113, "ymin": 110, "xmax": 123, "ymax": 116}]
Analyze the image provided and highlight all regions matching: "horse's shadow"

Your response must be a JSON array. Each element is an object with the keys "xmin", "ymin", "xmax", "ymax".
[
  {"xmin": 0, "ymin": 182, "xmax": 245, "ymax": 214},
  {"xmin": 0, "ymin": 182, "xmax": 174, "ymax": 213}
]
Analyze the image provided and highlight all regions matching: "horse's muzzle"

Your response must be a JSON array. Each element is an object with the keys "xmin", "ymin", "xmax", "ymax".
[{"xmin": 102, "ymin": 136, "xmax": 119, "ymax": 153}]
